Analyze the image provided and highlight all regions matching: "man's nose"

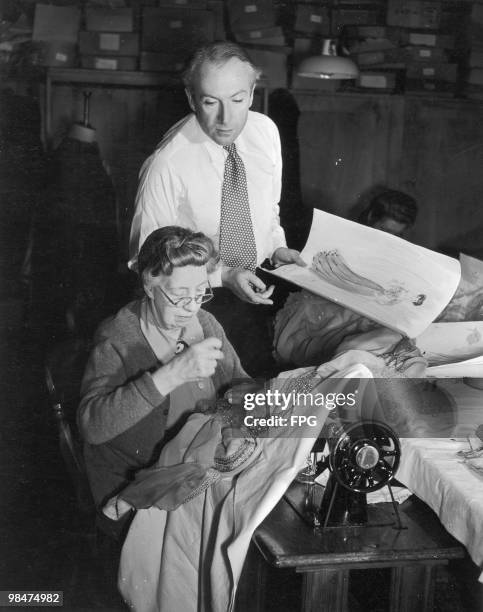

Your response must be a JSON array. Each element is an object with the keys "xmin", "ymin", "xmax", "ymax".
[{"xmin": 217, "ymin": 102, "xmax": 230, "ymax": 125}]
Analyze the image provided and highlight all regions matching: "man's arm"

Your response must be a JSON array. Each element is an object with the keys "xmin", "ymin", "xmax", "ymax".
[{"xmin": 128, "ymin": 155, "xmax": 182, "ymax": 268}]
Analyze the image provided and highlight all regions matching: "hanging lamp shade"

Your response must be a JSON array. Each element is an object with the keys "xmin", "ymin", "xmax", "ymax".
[{"xmin": 296, "ymin": 39, "xmax": 359, "ymax": 80}]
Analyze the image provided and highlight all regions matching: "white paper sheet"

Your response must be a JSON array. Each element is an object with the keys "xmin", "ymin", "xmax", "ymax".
[
  {"xmin": 266, "ymin": 210, "xmax": 461, "ymax": 338},
  {"xmin": 415, "ymin": 321, "xmax": 483, "ymax": 377}
]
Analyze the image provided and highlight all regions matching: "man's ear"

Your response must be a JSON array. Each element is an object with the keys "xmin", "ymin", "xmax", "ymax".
[
  {"xmin": 248, "ymin": 84, "xmax": 255, "ymax": 108},
  {"xmin": 185, "ymin": 88, "xmax": 196, "ymax": 113}
]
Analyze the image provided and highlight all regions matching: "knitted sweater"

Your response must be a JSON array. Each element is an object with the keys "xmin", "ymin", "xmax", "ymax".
[{"xmin": 78, "ymin": 301, "xmax": 248, "ymax": 507}]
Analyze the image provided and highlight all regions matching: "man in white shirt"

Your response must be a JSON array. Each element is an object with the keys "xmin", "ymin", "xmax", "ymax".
[{"xmin": 129, "ymin": 41, "xmax": 305, "ymax": 373}]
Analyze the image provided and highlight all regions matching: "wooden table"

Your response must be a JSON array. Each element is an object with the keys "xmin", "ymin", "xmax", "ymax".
[{"xmin": 246, "ymin": 482, "xmax": 465, "ymax": 612}]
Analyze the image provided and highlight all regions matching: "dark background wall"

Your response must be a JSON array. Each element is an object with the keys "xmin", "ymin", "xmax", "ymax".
[{"xmin": 44, "ymin": 83, "xmax": 483, "ymax": 260}]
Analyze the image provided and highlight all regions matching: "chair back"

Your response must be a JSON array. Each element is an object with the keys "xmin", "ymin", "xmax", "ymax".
[{"xmin": 45, "ymin": 338, "xmax": 94, "ymax": 515}]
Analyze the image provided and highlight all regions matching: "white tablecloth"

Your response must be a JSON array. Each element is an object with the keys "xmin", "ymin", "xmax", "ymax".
[
  {"xmin": 397, "ymin": 437, "xmax": 483, "ymax": 582},
  {"xmin": 396, "ymin": 379, "xmax": 483, "ymax": 580}
]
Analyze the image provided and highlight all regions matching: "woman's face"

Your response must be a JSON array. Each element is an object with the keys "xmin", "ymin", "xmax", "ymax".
[
  {"xmin": 145, "ymin": 265, "xmax": 209, "ymax": 330},
  {"xmin": 372, "ymin": 216, "xmax": 409, "ymax": 238}
]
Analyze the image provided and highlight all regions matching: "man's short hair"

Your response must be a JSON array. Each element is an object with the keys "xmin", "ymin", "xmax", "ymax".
[{"xmin": 182, "ymin": 41, "xmax": 261, "ymax": 92}]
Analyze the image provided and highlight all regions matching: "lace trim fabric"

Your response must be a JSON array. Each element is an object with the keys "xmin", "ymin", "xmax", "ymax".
[
  {"xmin": 214, "ymin": 438, "xmax": 257, "ymax": 472},
  {"xmin": 181, "ymin": 468, "xmax": 221, "ymax": 504}
]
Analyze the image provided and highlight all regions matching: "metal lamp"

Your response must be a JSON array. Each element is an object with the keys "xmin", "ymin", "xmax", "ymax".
[{"xmin": 297, "ymin": 39, "xmax": 359, "ymax": 80}]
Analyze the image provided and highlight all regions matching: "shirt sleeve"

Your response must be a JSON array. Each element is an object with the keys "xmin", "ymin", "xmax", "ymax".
[
  {"xmin": 128, "ymin": 154, "xmax": 183, "ymax": 269},
  {"xmin": 269, "ymin": 121, "xmax": 287, "ymax": 255},
  {"xmin": 78, "ymin": 338, "xmax": 167, "ymax": 445}
]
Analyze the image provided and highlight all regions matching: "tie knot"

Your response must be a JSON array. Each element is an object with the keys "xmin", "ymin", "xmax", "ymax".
[{"xmin": 223, "ymin": 143, "xmax": 236, "ymax": 156}]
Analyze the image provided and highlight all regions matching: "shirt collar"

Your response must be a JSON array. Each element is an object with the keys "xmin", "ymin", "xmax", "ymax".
[{"xmin": 192, "ymin": 114, "xmax": 249, "ymax": 161}]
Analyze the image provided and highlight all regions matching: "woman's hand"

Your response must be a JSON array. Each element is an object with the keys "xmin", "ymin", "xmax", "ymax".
[
  {"xmin": 151, "ymin": 337, "xmax": 224, "ymax": 395},
  {"xmin": 172, "ymin": 337, "xmax": 224, "ymax": 382}
]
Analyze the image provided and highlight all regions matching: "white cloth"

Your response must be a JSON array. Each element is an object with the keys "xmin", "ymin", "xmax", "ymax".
[
  {"xmin": 118, "ymin": 363, "xmax": 372, "ymax": 612},
  {"xmin": 129, "ymin": 111, "xmax": 286, "ymax": 284},
  {"xmin": 397, "ymin": 438, "xmax": 483, "ymax": 582}
]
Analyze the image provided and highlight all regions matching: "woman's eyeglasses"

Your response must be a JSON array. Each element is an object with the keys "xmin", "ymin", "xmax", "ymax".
[{"xmin": 155, "ymin": 284, "xmax": 214, "ymax": 309}]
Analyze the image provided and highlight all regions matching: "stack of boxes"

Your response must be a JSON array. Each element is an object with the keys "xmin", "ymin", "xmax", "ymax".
[
  {"xmin": 387, "ymin": 0, "xmax": 457, "ymax": 95},
  {"xmin": 80, "ymin": 7, "xmax": 138, "ymax": 71},
  {"xmin": 331, "ymin": 1, "xmax": 389, "ymax": 91},
  {"xmin": 465, "ymin": 2, "xmax": 483, "ymax": 100},
  {"xmin": 140, "ymin": 1, "xmax": 216, "ymax": 72},
  {"xmin": 226, "ymin": 0, "xmax": 289, "ymax": 89},
  {"xmin": 32, "ymin": 4, "xmax": 80, "ymax": 68},
  {"xmin": 343, "ymin": 0, "xmax": 459, "ymax": 94}
]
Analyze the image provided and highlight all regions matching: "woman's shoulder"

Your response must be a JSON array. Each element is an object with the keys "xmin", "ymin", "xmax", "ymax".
[{"xmin": 94, "ymin": 301, "xmax": 141, "ymax": 344}]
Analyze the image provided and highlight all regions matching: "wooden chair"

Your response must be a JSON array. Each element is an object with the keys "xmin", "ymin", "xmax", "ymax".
[{"xmin": 44, "ymin": 347, "xmax": 94, "ymax": 516}]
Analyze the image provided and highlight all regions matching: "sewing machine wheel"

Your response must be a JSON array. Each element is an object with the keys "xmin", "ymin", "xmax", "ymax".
[{"xmin": 330, "ymin": 420, "xmax": 400, "ymax": 493}]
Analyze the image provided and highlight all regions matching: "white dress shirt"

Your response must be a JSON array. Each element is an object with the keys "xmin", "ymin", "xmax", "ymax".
[{"xmin": 129, "ymin": 111, "xmax": 287, "ymax": 284}]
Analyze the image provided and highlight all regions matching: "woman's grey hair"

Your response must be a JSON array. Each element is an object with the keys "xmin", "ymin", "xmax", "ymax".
[
  {"xmin": 138, "ymin": 226, "xmax": 219, "ymax": 282},
  {"xmin": 182, "ymin": 41, "xmax": 261, "ymax": 92}
]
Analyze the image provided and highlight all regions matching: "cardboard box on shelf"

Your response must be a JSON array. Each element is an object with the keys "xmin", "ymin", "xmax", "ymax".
[
  {"xmin": 294, "ymin": 5, "xmax": 330, "ymax": 36},
  {"xmin": 31, "ymin": 41, "xmax": 77, "ymax": 67},
  {"xmin": 405, "ymin": 78, "xmax": 456, "ymax": 94},
  {"xmin": 235, "ymin": 26, "xmax": 285, "ymax": 46},
  {"xmin": 243, "ymin": 46, "xmax": 288, "ymax": 89},
  {"xmin": 406, "ymin": 45, "xmax": 447, "ymax": 62},
  {"xmin": 352, "ymin": 47, "xmax": 410, "ymax": 66},
  {"xmin": 406, "ymin": 61, "xmax": 457, "ymax": 82},
  {"xmin": 358, "ymin": 71, "xmax": 397, "ymax": 90},
  {"xmin": 33, "ymin": 4, "xmax": 80, "ymax": 43},
  {"xmin": 79, "ymin": 32, "xmax": 140, "ymax": 56},
  {"xmin": 85, "ymin": 8, "xmax": 134, "ymax": 33},
  {"xmin": 400, "ymin": 30, "xmax": 455, "ymax": 49},
  {"xmin": 345, "ymin": 37, "xmax": 398, "ymax": 55},
  {"xmin": 332, "ymin": 8, "xmax": 385, "ymax": 34},
  {"xmin": 142, "ymin": 8, "xmax": 215, "ymax": 52},
  {"xmin": 227, "ymin": 0, "xmax": 276, "ymax": 33},
  {"xmin": 386, "ymin": 1, "xmax": 442, "ymax": 30},
  {"xmin": 140, "ymin": 51, "xmax": 186, "ymax": 72},
  {"xmin": 345, "ymin": 26, "xmax": 455, "ymax": 50},
  {"xmin": 80, "ymin": 55, "xmax": 138, "ymax": 71},
  {"xmin": 345, "ymin": 25, "xmax": 393, "ymax": 39}
]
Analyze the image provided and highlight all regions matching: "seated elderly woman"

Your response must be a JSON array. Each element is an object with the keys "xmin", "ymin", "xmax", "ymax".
[{"xmin": 78, "ymin": 226, "xmax": 248, "ymax": 537}]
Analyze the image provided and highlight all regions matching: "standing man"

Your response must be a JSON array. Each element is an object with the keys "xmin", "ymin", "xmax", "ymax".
[{"xmin": 129, "ymin": 41, "xmax": 305, "ymax": 374}]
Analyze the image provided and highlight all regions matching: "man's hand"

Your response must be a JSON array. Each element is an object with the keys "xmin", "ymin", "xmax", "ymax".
[
  {"xmin": 222, "ymin": 267, "xmax": 274, "ymax": 305},
  {"xmin": 271, "ymin": 247, "xmax": 307, "ymax": 268}
]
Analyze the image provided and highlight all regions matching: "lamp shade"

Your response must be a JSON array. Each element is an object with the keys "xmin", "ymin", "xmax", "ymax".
[{"xmin": 297, "ymin": 54, "xmax": 359, "ymax": 80}]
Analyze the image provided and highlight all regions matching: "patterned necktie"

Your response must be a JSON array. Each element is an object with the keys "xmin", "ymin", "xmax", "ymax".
[{"xmin": 219, "ymin": 143, "xmax": 258, "ymax": 271}]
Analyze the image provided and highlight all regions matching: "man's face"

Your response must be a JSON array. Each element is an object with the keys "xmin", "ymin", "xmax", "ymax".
[{"xmin": 187, "ymin": 57, "xmax": 255, "ymax": 146}]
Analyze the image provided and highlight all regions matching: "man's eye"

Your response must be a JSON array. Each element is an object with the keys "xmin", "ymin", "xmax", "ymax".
[
  {"xmin": 203, "ymin": 100, "xmax": 216, "ymax": 106},
  {"xmin": 233, "ymin": 99, "xmax": 244, "ymax": 104}
]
